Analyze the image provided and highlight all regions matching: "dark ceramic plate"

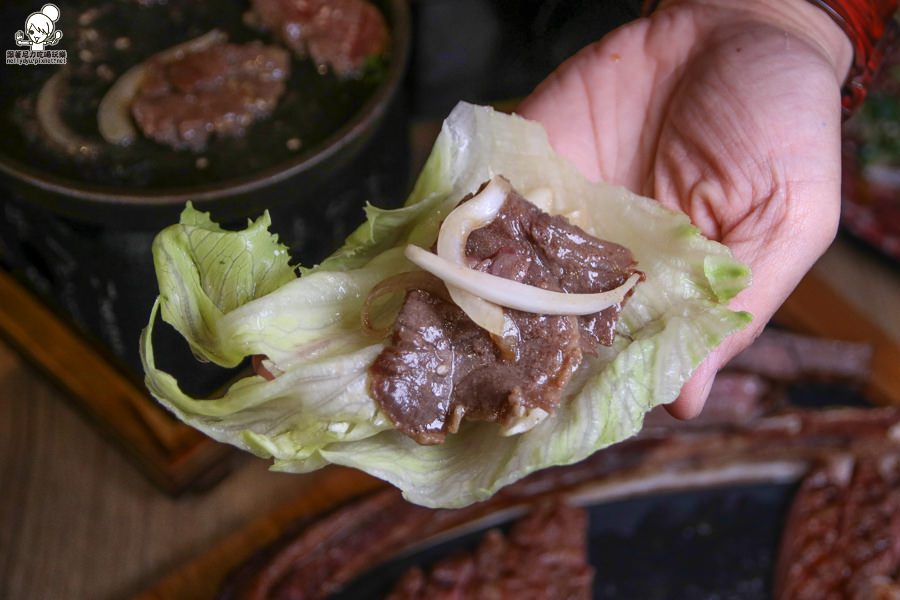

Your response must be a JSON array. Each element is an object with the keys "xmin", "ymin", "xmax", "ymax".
[{"xmin": 0, "ymin": 0, "xmax": 410, "ymax": 228}]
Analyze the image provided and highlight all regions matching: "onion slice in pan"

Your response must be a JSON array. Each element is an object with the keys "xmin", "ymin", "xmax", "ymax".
[
  {"xmin": 37, "ymin": 70, "xmax": 102, "ymax": 158},
  {"xmin": 97, "ymin": 29, "xmax": 228, "ymax": 146},
  {"xmin": 405, "ymin": 244, "xmax": 642, "ymax": 316}
]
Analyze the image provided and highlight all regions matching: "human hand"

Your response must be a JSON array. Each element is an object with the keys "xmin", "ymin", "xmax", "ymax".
[{"xmin": 517, "ymin": 0, "xmax": 853, "ymax": 418}]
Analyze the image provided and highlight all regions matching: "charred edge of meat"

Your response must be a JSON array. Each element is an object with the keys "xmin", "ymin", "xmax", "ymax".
[{"xmin": 773, "ymin": 452, "xmax": 900, "ymax": 600}]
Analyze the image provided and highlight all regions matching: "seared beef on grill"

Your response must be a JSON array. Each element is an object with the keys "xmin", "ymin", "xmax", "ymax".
[
  {"xmin": 725, "ymin": 328, "xmax": 873, "ymax": 384},
  {"xmin": 369, "ymin": 183, "xmax": 640, "ymax": 445},
  {"xmin": 384, "ymin": 499, "xmax": 593, "ymax": 600},
  {"xmin": 251, "ymin": 0, "xmax": 389, "ymax": 77},
  {"xmin": 774, "ymin": 453, "xmax": 900, "ymax": 600},
  {"xmin": 132, "ymin": 41, "xmax": 289, "ymax": 151}
]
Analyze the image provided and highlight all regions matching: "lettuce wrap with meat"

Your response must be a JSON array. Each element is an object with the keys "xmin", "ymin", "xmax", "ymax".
[{"xmin": 140, "ymin": 101, "xmax": 752, "ymax": 508}]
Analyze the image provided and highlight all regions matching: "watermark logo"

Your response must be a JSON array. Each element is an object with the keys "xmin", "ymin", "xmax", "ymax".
[{"xmin": 7, "ymin": 3, "xmax": 67, "ymax": 65}]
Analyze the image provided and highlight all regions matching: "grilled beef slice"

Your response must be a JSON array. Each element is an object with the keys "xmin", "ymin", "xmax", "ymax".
[
  {"xmin": 132, "ymin": 41, "xmax": 289, "ymax": 151},
  {"xmin": 369, "ymin": 183, "xmax": 640, "ymax": 445},
  {"xmin": 774, "ymin": 453, "xmax": 900, "ymax": 600},
  {"xmin": 251, "ymin": 0, "xmax": 388, "ymax": 77}
]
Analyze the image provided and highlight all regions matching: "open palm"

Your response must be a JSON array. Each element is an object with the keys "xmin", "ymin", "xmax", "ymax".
[{"xmin": 518, "ymin": 1, "xmax": 851, "ymax": 417}]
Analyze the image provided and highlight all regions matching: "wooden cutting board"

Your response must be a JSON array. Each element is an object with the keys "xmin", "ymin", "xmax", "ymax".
[
  {"xmin": 0, "ymin": 267, "xmax": 236, "ymax": 495},
  {"xmin": 136, "ymin": 466, "xmax": 384, "ymax": 600}
]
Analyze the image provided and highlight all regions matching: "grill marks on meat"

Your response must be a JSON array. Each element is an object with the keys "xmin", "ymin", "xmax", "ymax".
[
  {"xmin": 251, "ymin": 0, "xmax": 389, "ymax": 77},
  {"xmin": 132, "ymin": 41, "xmax": 289, "ymax": 151},
  {"xmin": 369, "ymin": 186, "xmax": 639, "ymax": 445},
  {"xmin": 384, "ymin": 499, "xmax": 593, "ymax": 600},
  {"xmin": 774, "ymin": 453, "xmax": 900, "ymax": 600}
]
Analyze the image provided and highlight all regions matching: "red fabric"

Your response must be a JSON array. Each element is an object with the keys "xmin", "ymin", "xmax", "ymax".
[{"xmin": 805, "ymin": 0, "xmax": 899, "ymax": 117}]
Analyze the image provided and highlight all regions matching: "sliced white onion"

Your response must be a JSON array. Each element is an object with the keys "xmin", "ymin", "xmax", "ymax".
[
  {"xmin": 97, "ymin": 29, "xmax": 228, "ymax": 146},
  {"xmin": 436, "ymin": 176, "xmax": 511, "ymax": 336},
  {"xmin": 405, "ymin": 244, "xmax": 641, "ymax": 316},
  {"xmin": 37, "ymin": 70, "xmax": 102, "ymax": 158},
  {"xmin": 500, "ymin": 407, "xmax": 550, "ymax": 436},
  {"xmin": 97, "ymin": 64, "xmax": 145, "ymax": 146},
  {"xmin": 361, "ymin": 270, "xmax": 449, "ymax": 335}
]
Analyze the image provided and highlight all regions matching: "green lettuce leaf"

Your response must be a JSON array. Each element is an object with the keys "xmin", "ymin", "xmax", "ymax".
[{"xmin": 141, "ymin": 102, "xmax": 751, "ymax": 508}]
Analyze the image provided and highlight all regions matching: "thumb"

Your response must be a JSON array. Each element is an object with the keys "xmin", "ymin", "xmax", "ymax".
[
  {"xmin": 664, "ymin": 322, "xmax": 763, "ymax": 419},
  {"xmin": 667, "ymin": 358, "xmax": 717, "ymax": 420},
  {"xmin": 664, "ymin": 260, "xmax": 762, "ymax": 419}
]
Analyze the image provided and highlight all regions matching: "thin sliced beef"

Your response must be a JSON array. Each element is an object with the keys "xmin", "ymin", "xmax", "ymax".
[
  {"xmin": 369, "ymin": 182, "xmax": 640, "ymax": 445},
  {"xmin": 384, "ymin": 499, "xmax": 593, "ymax": 600},
  {"xmin": 466, "ymin": 182, "xmax": 638, "ymax": 350},
  {"xmin": 132, "ymin": 41, "xmax": 289, "ymax": 151},
  {"xmin": 251, "ymin": 0, "xmax": 389, "ymax": 77}
]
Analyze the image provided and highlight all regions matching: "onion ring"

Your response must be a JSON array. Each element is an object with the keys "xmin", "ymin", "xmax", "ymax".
[{"xmin": 36, "ymin": 70, "xmax": 102, "ymax": 158}]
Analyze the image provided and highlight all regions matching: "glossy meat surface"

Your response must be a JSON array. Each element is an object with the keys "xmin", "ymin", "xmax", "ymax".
[{"xmin": 369, "ymin": 185, "xmax": 639, "ymax": 444}]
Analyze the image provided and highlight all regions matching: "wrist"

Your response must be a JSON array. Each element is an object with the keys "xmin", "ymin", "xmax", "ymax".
[
  {"xmin": 646, "ymin": 0, "xmax": 898, "ymax": 117},
  {"xmin": 652, "ymin": 0, "xmax": 853, "ymax": 77}
]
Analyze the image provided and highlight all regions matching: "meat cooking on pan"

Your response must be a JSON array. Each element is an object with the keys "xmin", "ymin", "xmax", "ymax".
[
  {"xmin": 131, "ymin": 40, "xmax": 290, "ymax": 151},
  {"xmin": 251, "ymin": 0, "xmax": 389, "ymax": 77},
  {"xmin": 384, "ymin": 499, "xmax": 593, "ymax": 600},
  {"xmin": 369, "ymin": 179, "xmax": 642, "ymax": 445}
]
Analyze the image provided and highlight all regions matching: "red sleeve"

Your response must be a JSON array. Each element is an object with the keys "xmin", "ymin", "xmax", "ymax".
[{"xmin": 806, "ymin": 0, "xmax": 899, "ymax": 117}]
